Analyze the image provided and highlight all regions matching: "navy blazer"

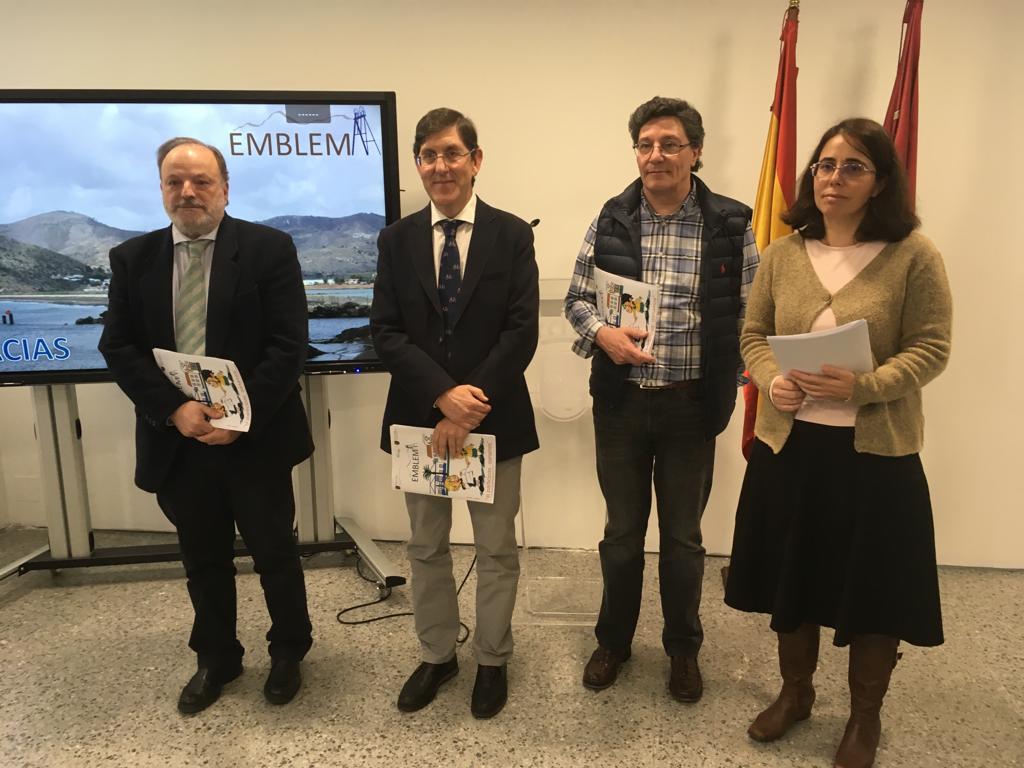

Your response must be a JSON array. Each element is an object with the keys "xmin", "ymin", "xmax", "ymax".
[
  {"xmin": 370, "ymin": 199, "xmax": 539, "ymax": 462},
  {"xmin": 99, "ymin": 214, "xmax": 314, "ymax": 492}
]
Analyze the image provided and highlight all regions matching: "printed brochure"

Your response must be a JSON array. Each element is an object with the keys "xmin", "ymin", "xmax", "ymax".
[
  {"xmin": 390, "ymin": 424, "xmax": 496, "ymax": 503},
  {"xmin": 153, "ymin": 348, "xmax": 251, "ymax": 432},
  {"xmin": 594, "ymin": 267, "xmax": 659, "ymax": 352}
]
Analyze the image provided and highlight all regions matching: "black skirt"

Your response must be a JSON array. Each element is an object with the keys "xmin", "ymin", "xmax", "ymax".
[{"xmin": 724, "ymin": 420, "xmax": 943, "ymax": 647}]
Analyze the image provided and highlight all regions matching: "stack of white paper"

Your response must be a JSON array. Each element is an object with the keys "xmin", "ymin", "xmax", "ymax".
[{"xmin": 767, "ymin": 319, "xmax": 874, "ymax": 376}]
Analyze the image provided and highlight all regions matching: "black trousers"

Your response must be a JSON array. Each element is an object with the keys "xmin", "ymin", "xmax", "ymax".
[
  {"xmin": 156, "ymin": 440, "xmax": 313, "ymax": 678},
  {"xmin": 592, "ymin": 384, "xmax": 715, "ymax": 658}
]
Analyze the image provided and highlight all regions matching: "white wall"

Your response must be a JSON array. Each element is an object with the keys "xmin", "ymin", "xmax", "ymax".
[{"xmin": 2, "ymin": 0, "xmax": 1022, "ymax": 567}]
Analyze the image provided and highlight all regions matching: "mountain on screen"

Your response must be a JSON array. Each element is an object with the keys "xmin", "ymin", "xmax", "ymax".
[
  {"xmin": 0, "ymin": 211, "xmax": 143, "ymax": 270},
  {"xmin": 0, "ymin": 210, "xmax": 387, "ymax": 284},
  {"xmin": 0, "ymin": 234, "xmax": 99, "ymax": 293},
  {"xmin": 260, "ymin": 213, "xmax": 384, "ymax": 278}
]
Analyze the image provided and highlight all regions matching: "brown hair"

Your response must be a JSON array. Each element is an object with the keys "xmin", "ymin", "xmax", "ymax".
[
  {"xmin": 628, "ymin": 96, "xmax": 705, "ymax": 172},
  {"xmin": 412, "ymin": 108, "xmax": 478, "ymax": 157},
  {"xmin": 783, "ymin": 117, "xmax": 918, "ymax": 242}
]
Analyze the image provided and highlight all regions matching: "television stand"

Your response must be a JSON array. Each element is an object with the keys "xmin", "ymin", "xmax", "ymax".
[{"xmin": 1, "ymin": 379, "xmax": 404, "ymax": 589}]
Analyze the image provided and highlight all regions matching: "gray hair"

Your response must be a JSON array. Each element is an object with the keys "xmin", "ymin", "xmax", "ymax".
[{"xmin": 156, "ymin": 137, "xmax": 229, "ymax": 182}]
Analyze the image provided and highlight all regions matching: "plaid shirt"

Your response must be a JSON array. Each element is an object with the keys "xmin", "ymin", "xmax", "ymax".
[{"xmin": 564, "ymin": 185, "xmax": 759, "ymax": 386}]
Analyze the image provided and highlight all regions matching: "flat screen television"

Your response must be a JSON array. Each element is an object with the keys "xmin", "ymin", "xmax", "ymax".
[{"xmin": 0, "ymin": 89, "xmax": 400, "ymax": 386}]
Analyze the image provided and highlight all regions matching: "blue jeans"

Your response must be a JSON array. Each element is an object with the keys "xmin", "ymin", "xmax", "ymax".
[{"xmin": 593, "ymin": 383, "xmax": 715, "ymax": 658}]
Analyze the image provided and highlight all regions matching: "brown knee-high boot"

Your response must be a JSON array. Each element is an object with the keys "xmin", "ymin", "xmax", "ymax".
[
  {"xmin": 833, "ymin": 634, "xmax": 900, "ymax": 768},
  {"xmin": 748, "ymin": 623, "xmax": 820, "ymax": 742}
]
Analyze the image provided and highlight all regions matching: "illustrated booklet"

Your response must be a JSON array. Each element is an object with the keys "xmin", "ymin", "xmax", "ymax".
[
  {"xmin": 153, "ymin": 348, "xmax": 251, "ymax": 432},
  {"xmin": 593, "ymin": 267, "xmax": 659, "ymax": 353},
  {"xmin": 389, "ymin": 424, "xmax": 496, "ymax": 503}
]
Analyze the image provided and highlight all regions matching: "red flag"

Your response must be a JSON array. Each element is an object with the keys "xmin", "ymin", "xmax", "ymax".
[
  {"xmin": 741, "ymin": 1, "xmax": 799, "ymax": 460},
  {"xmin": 884, "ymin": 0, "xmax": 923, "ymax": 204}
]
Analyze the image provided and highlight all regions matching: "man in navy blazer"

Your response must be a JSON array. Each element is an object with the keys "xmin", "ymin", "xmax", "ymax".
[
  {"xmin": 99, "ymin": 138, "xmax": 313, "ymax": 714},
  {"xmin": 371, "ymin": 108, "xmax": 539, "ymax": 718}
]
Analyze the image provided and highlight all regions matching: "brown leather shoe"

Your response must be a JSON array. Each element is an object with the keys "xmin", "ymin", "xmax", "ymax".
[
  {"xmin": 582, "ymin": 646, "xmax": 629, "ymax": 690},
  {"xmin": 669, "ymin": 655, "xmax": 703, "ymax": 703}
]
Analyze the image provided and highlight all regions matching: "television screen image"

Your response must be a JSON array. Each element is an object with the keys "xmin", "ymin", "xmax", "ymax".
[{"xmin": 0, "ymin": 90, "xmax": 400, "ymax": 386}]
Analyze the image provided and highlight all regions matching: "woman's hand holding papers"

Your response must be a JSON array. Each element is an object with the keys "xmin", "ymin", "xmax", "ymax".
[
  {"xmin": 769, "ymin": 376, "xmax": 807, "ymax": 412},
  {"xmin": 788, "ymin": 364, "xmax": 856, "ymax": 402}
]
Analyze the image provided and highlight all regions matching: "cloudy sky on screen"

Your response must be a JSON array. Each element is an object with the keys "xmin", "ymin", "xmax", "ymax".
[{"xmin": 0, "ymin": 101, "xmax": 386, "ymax": 230}]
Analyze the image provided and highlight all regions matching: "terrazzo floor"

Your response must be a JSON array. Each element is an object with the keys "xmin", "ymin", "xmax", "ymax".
[{"xmin": 0, "ymin": 526, "xmax": 1021, "ymax": 768}]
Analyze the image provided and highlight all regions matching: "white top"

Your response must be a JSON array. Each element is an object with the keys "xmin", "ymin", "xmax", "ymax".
[
  {"xmin": 429, "ymin": 194, "xmax": 476, "ymax": 283},
  {"xmin": 794, "ymin": 238, "xmax": 886, "ymax": 427}
]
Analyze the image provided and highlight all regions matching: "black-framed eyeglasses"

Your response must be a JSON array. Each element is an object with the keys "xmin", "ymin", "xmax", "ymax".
[
  {"xmin": 810, "ymin": 159, "xmax": 877, "ymax": 180},
  {"xmin": 633, "ymin": 140, "xmax": 692, "ymax": 157},
  {"xmin": 415, "ymin": 148, "xmax": 477, "ymax": 167}
]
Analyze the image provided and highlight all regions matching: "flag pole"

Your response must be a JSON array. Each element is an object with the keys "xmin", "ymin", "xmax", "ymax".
[
  {"xmin": 883, "ymin": 0, "xmax": 924, "ymax": 206},
  {"xmin": 741, "ymin": 0, "xmax": 799, "ymax": 460}
]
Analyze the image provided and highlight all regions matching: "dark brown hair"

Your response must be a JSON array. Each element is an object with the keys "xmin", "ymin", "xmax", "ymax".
[
  {"xmin": 412, "ymin": 108, "xmax": 478, "ymax": 157},
  {"xmin": 783, "ymin": 117, "xmax": 918, "ymax": 242},
  {"xmin": 628, "ymin": 96, "xmax": 705, "ymax": 172}
]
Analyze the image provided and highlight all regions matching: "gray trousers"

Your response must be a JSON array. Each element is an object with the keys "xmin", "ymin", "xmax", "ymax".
[{"xmin": 404, "ymin": 456, "xmax": 522, "ymax": 666}]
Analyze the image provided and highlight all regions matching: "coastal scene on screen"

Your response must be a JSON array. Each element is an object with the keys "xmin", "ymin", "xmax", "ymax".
[{"xmin": 0, "ymin": 100, "xmax": 388, "ymax": 376}]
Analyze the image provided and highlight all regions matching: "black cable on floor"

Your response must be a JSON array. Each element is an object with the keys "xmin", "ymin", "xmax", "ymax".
[{"xmin": 336, "ymin": 554, "xmax": 476, "ymax": 646}]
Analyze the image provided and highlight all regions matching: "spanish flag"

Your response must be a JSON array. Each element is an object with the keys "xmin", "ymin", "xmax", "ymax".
[
  {"xmin": 741, "ymin": 0, "xmax": 800, "ymax": 460},
  {"xmin": 883, "ymin": 0, "xmax": 923, "ymax": 206}
]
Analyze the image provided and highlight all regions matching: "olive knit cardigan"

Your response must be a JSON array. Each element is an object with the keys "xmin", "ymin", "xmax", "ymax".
[{"xmin": 743, "ymin": 230, "xmax": 952, "ymax": 456}]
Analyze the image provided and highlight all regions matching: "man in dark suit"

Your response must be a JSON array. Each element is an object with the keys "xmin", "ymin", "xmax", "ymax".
[
  {"xmin": 99, "ymin": 137, "xmax": 314, "ymax": 714},
  {"xmin": 370, "ymin": 108, "xmax": 539, "ymax": 719}
]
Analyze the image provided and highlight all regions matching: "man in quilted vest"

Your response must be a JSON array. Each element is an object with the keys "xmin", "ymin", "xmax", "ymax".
[{"xmin": 564, "ymin": 96, "xmax": 759, "ymax": 704}]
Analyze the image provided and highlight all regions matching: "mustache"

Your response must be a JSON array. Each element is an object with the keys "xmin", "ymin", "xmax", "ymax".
[{"xmin": 174, "ymin": 199, "xmax": 206, "ymax": 211}]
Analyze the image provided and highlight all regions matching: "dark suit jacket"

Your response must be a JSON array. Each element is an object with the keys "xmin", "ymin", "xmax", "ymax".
[
  {"xmin": 370, "ymin": 199, "xmax": 539, "ymax": 462},
  {"xmin": 99, "ymin": 214, "xmax": 314, "ymax": 493}
]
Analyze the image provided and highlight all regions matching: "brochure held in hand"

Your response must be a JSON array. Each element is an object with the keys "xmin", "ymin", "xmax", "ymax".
[
  {"xmin": 153, "ymin": 348, "xmax": 251, "ymax": 432},
  {"xmin": 594, "ymin": 267, "xmax": 659, "ymax": 353},
  {"xmin": 390, "ymin": 424, "xmax": 496, "ymax": 504}
]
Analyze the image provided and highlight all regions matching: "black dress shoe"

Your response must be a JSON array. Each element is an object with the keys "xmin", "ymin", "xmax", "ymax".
[
  {"xmin": 397, "ymin": 658, "xmax": 459, "ymax": 712},
  {"xmin": 177, "ymin": 663, "xmax": 243, "ymax": 715},
  {"xmin": 471, "ymin": 664, "xmax": 508, "ymax": 719},
  {"xmin": 264, "ymin": 659, "xmax": 302, "ymax": 705}
]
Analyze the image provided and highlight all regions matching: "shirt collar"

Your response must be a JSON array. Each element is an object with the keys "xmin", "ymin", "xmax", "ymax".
[
  {"xmin": 171, "ymin": 221, "xmax": 221, "ymax": 245},
  {"xmin": 640, "ymin": 183, "xmax": 699, "ymax": 221},
  {"xmin": 430, "ymin": 193, "xmax": 477, "ymax": 227}
]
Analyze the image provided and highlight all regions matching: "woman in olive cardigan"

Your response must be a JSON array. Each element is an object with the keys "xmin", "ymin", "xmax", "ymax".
[{"xmin": 725, "ymin": 118, "xmax": 952, "ymax": 768}]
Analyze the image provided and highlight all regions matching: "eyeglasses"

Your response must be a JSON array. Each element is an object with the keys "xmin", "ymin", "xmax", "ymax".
[
  {"xmin": 633, "ymin": 140, "xmax": 692, "ymax": 157},
  {"xmin": 416, "ymin": 148, "xmax": 476, "ymax": 167},
  {"xmin": 810, "ymin": 160, "xmax": 876, "ymax": 180}
]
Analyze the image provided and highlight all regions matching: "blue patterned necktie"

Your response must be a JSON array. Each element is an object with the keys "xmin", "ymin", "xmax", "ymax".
[
  {"xmin": 175, "ymin": 239, "xmax": 209, "ymax": 355},
  {"xmin": 438, "ymin": 219, "xmax": 462, "ymax": 332}
]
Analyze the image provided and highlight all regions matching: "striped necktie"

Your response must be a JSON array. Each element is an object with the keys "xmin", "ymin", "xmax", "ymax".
[
  {"xmin": 438, "ymin": 219, "xmax": 462, "ymax": 332},
  {"xmin": 175, "ymin": 239, "xmax": 209, "ymax": 355}
]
